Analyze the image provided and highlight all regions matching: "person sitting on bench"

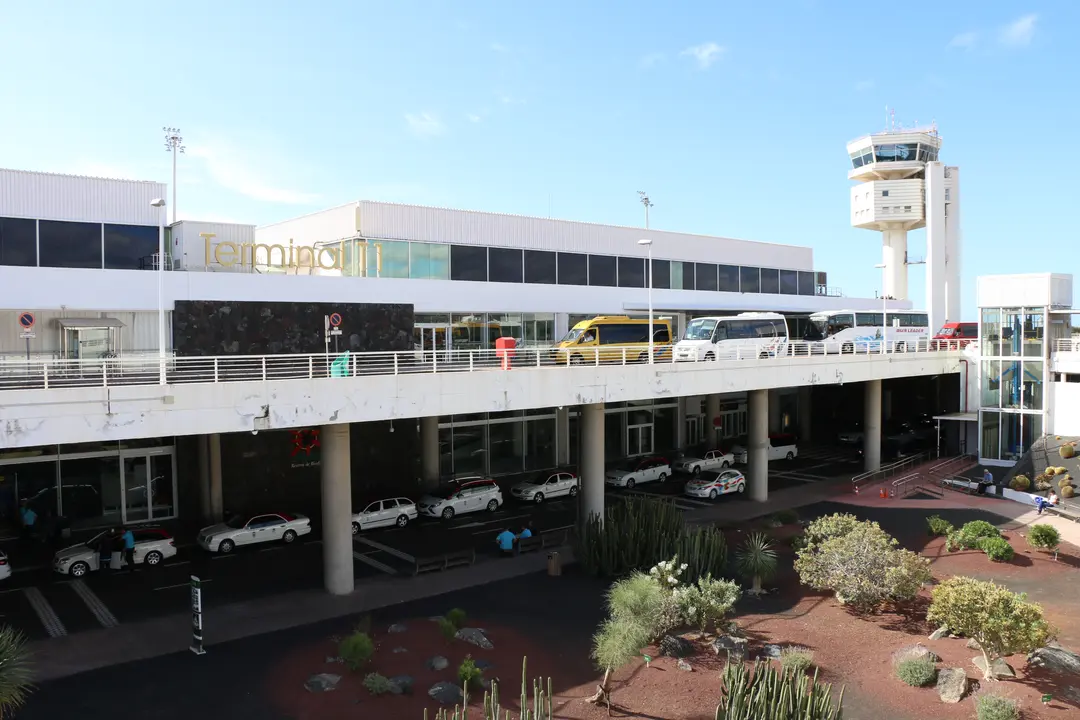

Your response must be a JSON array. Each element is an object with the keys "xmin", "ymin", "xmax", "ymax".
[
  {"xmin": 495, "ymin": 528, "xmax": 517, "ymax": 557},
  {"xmin": 517, "ymin": 522, "xmax": 533, "ymax": 541}
]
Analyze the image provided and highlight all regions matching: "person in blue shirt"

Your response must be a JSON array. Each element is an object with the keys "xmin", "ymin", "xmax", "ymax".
[
  {"xmin": 120, "ymin": 527, "xmax": 136, "ymax": 572},
  {"xmin": 517, "ymin": 523, "xmax": 533, "ymax": 540},
  {"xmin": 495, "ymin": 528, "xmax": 516, "ymax": 556},
  {"xmin": 19, "ymin": 500, "xmax": 37, "ymax": 541}
]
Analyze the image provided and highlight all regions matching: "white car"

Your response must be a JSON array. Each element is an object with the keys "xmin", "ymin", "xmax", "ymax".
[
  {"xmin": 732, "ymin": 435, "xmax": 799, "ymax": 464},
  {"xmin": 53, "ymin": 526, "xmax": 178, "ymax": 576},
  {"xmin": 511, "ymin": 471, "xmax": 579, "ymax": 503},
  {"xmin": 198, "ymin": 512, "xmax": 312, "ymax": 554},
  {"xmin": 605, "ymin": 456, "xmax": 671, "ymax": 489},
  {"xmin": 352, "ymin": 497, "xmax": 418, "ymax": 533},
  {"xmin": 417, "ymin": 479, "xmax": 503, "ymax": 520},
  {"xmin": 837, "ymin": 427, "xmax": 863, "ymax": 445},
  {"xmin": 0, "ymin": 550, "xmax": 11, "ymax": 581},
  {"xmin": 675, "ymin": 449, "xmax": 734, "ymax": 475},
  {"xmin": 684, "ymin": 469, "xmax": 746, "ymax": 499}
]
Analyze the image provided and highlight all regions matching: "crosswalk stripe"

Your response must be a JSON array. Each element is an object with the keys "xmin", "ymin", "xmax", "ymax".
[
  {"xmin": 71, "ymin": 580, "xmax": 119, "ymax": 628},
  {"xmin": 23, "ymin": 587, "xmax": 67, "ymax": 638},
  {"xmin": 353, "ymin": 550, "xmax": 398, "ymax": 575}
]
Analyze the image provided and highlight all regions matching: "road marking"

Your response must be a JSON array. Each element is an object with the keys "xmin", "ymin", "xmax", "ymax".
[
  {"xmin": 353, "ymin": 535, "xmax": 416, "ymax": 562},
  {"xmin": 353, "ymin": 550, "xmax": 397, "ymax": 575},
  {"xmin": 211, "ymin": 554, "xmax": 238, "ymax": 561},
  {"xmin": 163, "ymin": 560, "xmax": 190, "ymax": 568},
  {"xmin": 23, "ymin": 587, "xmax": 67, "ymax": 638},
  {"xmin": 259, "ymin": 546, "xmax": 286, "ymax": 553},
  {"xmin": 154, "ymin": 579, "xmax": 214, "ymax": 592},
  {"xmin": 71, "ymin": 579, "xmax": 119, "ymax": 628},
  {"xmin": 455, "ymin": 513, "xmax": 531, "ymax": 530}
]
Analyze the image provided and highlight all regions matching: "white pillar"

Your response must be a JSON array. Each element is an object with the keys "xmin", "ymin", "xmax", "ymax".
[
  {"xmin": 420, "ymin": 416, "xmax": 439, "ymax": 489},
  {"xmin": 556, "ymin": 407, "xmax": 571, "ymax": 466},
  {"xmin": 864, "ymin": 380, "xmax": 882, "ymax": 473},
  {"xmin": 748, "ymin": 390, "xmax": 768, "ymax": 502},
  {"xmin": 882, "ymin": 226, "xmax": 909, "ymax": 301},
  {"xmin": 321, "ymin": 424, "xmax": 354, "ymax": 596},
  {"xmin": 581, "ymin": 403, "xmax": 605, "ymax": 524},
  {"xmin": 768, "ymin": 390, "xmax": 782, "ymax": 434},
  {"xmin": 797, "ymin": 387, "xmax": 812, "ymax": 444},
  {"xmin": 706, "ymin": 394, "xmax": 722, "ymax": 450},
  {"xmin": 208, "ymin": 433, "xmax": 223, "ymax": 522},
  {"xmin": 944, "ymin": 166, "xmax": 961, "ymax": 324},
  {"xmin": 925, "ymin": 161, "xmax": 947, "ymax": 334}
]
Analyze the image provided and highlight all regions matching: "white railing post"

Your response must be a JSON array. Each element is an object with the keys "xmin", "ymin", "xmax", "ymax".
[
  {"xmin": 594, "ymin": 347, "xmax": 599, "ymax": 366},
  {"xmin": 261, "ymin": 357, "xmax": 267, "ymax": 381},
  {"xmin": 308, "ymin": 355, "xmax": 313, "ymax": 379},
  {"xmin": 433, "ymin": 349, "xmax": 438, "ymax": 374},
  {"xmin": 213, "ymin": 358, "xmax": 219, "ymax": 383},
  {"xmin": 42, "ymin": 363, "xmax": 49, "ymax": 389},
  {"xmin": 622, "ymin": 347, "xmax": 626, "ymax": 365},
  {"xmin": 470, "ymin": 352, "xmax": 474, "ymax": 372},
  {"xmin": 536, "ymin": 348, "xmax": 540, "ymax": 367},
  {"xmin": 102, "ymin": 361, "xmax": 108, "ymax": 388},
  {"xmin": 393, "ymin": 353, "xmax": 399, "ymax": 375}
]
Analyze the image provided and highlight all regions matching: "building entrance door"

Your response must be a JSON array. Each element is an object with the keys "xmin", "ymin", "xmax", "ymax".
[
  {"xmin": 120, "ymin": 449, "xmax": 177, "ymax": 523},
  {"xmin": 122, "ymin": 456, "xmax": 150, "ymax": 523},
  {"xmin": 719, "ymin": 408, "xmax": 746, "ymax": 439},
  {"xmin": 414, "ymin": 324, "xmax": 451, "ymax": 362},
  {"xmin": 685, "ymin": 415, "xmax": 702, "ymax": 448},
  {"xmin": 628, "ymin": 424, "xmax": 654, "ymax": 457}
]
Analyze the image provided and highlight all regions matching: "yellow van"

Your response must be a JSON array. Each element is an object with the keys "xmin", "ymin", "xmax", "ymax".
[{"xmin": 552, "ymin": 315, "xmax": 673, "ymax": 365}]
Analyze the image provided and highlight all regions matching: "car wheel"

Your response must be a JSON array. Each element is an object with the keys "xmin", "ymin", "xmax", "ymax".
[
  {"xmin": 570, "ymin": 354, "xmax": 584, "ymax": 366},
  {"xmin": 759, "ymin": 351, "xmax": 769, "ymax": 359},
  {"xmin": 282, "ymin": 530, "xmax": 298, "ymax": 543},
  {"xmin": 722, "ymin": 460, "xmax": 730, "ymax": 468},
  {"xmin": 658, "ymin": 472, "xmax": 668, "ymax": 484},
  {"xmin": 352, "ymin": 522, "xmax": 360, "ymax": 535},
  {"xmin": 704, "ymin": 352, "xmax": 715, "ymax": 362},
  {"xmin": 737, "ymin": 483, "xmax": 745, "ymax": 493},
  {"xmin": 145, "ymin": 551, "xmax": 163, "ymax": 566},
  {"xmin": 896, "ymin": 342, "xmax": 907, "ymax": 353},
  {"xmin": 708, "ymin": 489, "xmax": 718, "ymax": 500},
  {"xmin": 487, "ymin": 499, "xmax": 499, "ymax": 512},
  {"xmin": 218, "ymin": 539, "xmax": 235, "ymax": 554},
  {"xmin": 70, "ymin": 561, "xmax": 90, "ymax": 577},
  {"xmin": 569, "ymin": 485, "xmax": 579, "ymax": 497},
  {"xmin": 396, "ymin": 515, "xmax": 409, "ymax": 528},
  {"xmin": 786, "ymin": 451, "xmax": 794, "ymax": 460},
  {"xmin": 442, "ymin": 507, "xmax": 456, "ymax": 520},
  {"xmin": 692, "ymin": 466, "xmax": 702, "ymax": 476},
  {"xmin": 626, "ymin": 477, "xmax": 636, "ymax": 489},
  {"xmin": 533, "ymin": 492, "xmax": 545, "ymax": 504},
  {"xmin": 637, "ymin": 352, "xmax": 648, "ymax": 364},
  {"xmin": 842, "ymin": 342, "xmax": 854, "ymax": 354}
]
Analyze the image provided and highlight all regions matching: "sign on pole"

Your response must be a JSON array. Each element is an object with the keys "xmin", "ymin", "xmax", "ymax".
[
  {"xmin": 190, "ymin": 575, "xmax": 206, "ymax": 655},
  {"xmin": 18, "ymin": 312, "xmax": 35, "ymax": 331},
  {"xmin": 328, "ymin": 312, "xmax": 342, "ymax": 327}
]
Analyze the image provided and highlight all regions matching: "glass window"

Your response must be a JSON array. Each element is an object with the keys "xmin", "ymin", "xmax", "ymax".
[
  {"xmin": 0, "ymin": 217, "xmax": 37, "ymax": 267},
  {"xmin": 522, "ymin": 313, "xmax": 555, "ymax": 347},
  {"xmin": 104, "ymin": 224, "xmax": 159, "ymax": 270},
  {"xmin": 588, "ymin": 255, "xmax": 616, "ymax": 287},
  {"xmin": 1001, "ymin": 309, "xmax": 1023, "ymax": 356},
  {"xmin": 438, "ymin": 427, "xmax": 454, "ymax": 476},
  {"xmin": 671, "ymin": 261, "xmax": 694, "ymax": 290},
  {"xmin": 447, "ymin": 426, "xmax": 486, "ymax": 476},
  {"xmin": 409, "ymin": 242, "xmax": 449, "ymax": 280},
  {"xmin": 488, "ymin": 314, "xmax": 522, "ymax": 343},
  {"xmin": 1023, "ymin": 309, "xmax": 1044, "ymax": 357},
  {"xmin": 123, "ymin": 456, "xmax": 150, "ymax": 522},
  {"xmin": 714, "ymin": 265, "xmax": 737, "ymax": 292},
  {"xmin": 488, "ymin": 247, "xmax": 523, "ymax": 283},
  {"xmin": 450, "ymin": 245, "xmax": 488, "ymax": 282},
  {"xmin": 368, "ymin": 240, "xmax": 409, "ymax": 278},
  {"xmin": 1023, "ymin": 361, "xmax": 1043, "ymax": 410},
  {"xmin": 797, "ymin": 271, "xmax": 816, "ymax": 296},
  {"xmin": 695, "ymin": 263, "xmax": 718, "ymax": 292},
  {"xmin": 856, "ymin": 312, "xmax": 884, "ymax": 327},
  {"xmin": 1001, "ymin": 360, "xmax": 1022, "ymax": 409},
  {"xmin": 557, "ymin": 252, "xmax": 588, "ymax": 285},
  {"xmin": 605, "ymin": 411, "xmax": 623, "ymax": 460},
  {"xmin": 651, "ymin": 259, "xmax": 670, "ymax": 290},
  {"xmin": 525, "ymin": 417, "xmax": 557, "ymax": 471},
  {"xmin": 1022, "ymin": 413, "xmax": 1042, "ymax": 457},
  {"xmin": 874, "ymin": 143, "xmax": 918, "ymax": 162},
  {"xmin": 1001, "ymin": 413, "xmax": 1022, "ymax": 461},
  {"xmin": 653, "ymin": 406, "xmax": 676, "ymax": 454},
  {"xmin": 38, "ymin": 220, "xmax": 101, "ymax": 269},
  {"xmin": 981, "ymin": 308, "xmax": 1002, "ymax": 356},
  {"xmin": 760, "ymin": 268, "xmax": 780, "ymax": 294},
  {"xmin": 60, "ymin": 455, "xmax": 121, "ymax": 530},
  {"xmin": 451, "ymin": 314, "xmax": 495, "ymax": 350},
  {"xmin": 11, "ymin": 460, "xmax": 58, "ymax": 524},
  {"xmin": 777, "ymin": 270, "xmax": 797, "ymax": 294},
  {"xmin": 618, "ymin": 257, "xmax": 645, "ymax": 288},
  {"xmin": 150, "ymin": 454, "xmax": 175, "ymax": 518},
  {"xmin": 981, "ymin": 411, "xmax": 1000, "ymax": 460},
  {"xmin": 981, "ymin": 361, "xmax": 1000, "ymax": 408},
  {"xmin": 740, "ymin": 267, "xmax": 760, "ymax": 293},
  {"xmin": 524, "ymin": 250, "xmax": 556, "ymax": 284},
  {"xmin": 488, "ymin": 420, "xmax": 524, "ymax": 475}
]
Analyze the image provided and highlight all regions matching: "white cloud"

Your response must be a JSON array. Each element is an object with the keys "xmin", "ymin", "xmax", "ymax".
[
  {"xmin": 404, "ymin": 112, "xmax": 446, "ymax": 137},
  {"xmin": 640, "ymin": 52, "xmax": 665, "ymax": 68},
  {"xmin": 490, "ymin": 42, "xmax": 508, "ymax": 53},
  {"xmin": 497, "ymin": 94, "xmax": 526, "ymax": 105},
  {"xmin": 467, "ymin": 113, "xmax": 482, "ymax": 123},
  {"xmin": 855, "ymin": 79, "xmax": 875, "ymax": 92},
  {"xmin": 999, "ymin": 14, "xmax": 1037, "ymax": 47},
  {"xmin": 680, "ymin": 42, "xmax": 725, "ymax": 69},
  {"xmin": 186, "ymin": 145, "xmax": 317, "ymax": 205},
  {"xmin": 948, "ymin": 31, "xmax": 978, "ymax": 50}
]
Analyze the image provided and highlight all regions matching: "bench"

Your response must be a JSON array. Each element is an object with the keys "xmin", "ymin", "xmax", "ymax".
[
  {"xmin": 516, "ymin": 527, "xmax": 572, "ymax": 555},
  {"xmin": 1046, "ymin": 504, "xmax": 1080, "ymax": 523},
  {"xmin": 413, "ymin": 548, "xmax": 476, "ymax": 575}
]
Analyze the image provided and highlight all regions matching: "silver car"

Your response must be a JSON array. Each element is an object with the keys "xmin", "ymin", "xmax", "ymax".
[
  {"xmin": 352, "ymin": 497, "xmax": 418, "ymax": 533},
  {"xmin": 417, "ymin": 479, "xmax": 503, "ymax": 520}
]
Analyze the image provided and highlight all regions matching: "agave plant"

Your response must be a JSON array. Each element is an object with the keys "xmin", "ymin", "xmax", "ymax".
[
  {"xmin": 736, "ymin": 532, "xmax": 777, "ymax": 596},
  {"xmin": 0, "ymin": 626, "xmax": 33, "ymax": 718}
]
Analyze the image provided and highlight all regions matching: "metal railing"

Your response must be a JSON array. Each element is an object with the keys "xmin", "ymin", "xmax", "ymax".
[
  {"xmin": 1054, "ymin": 338, "xmax": 1080, "ymax": 353},
  {"xmin": 891, "ymin": 472, "xmax": 922, "ymax": 498},
  {"xmin": 851, "ymin": 449, "xmax": 940, "ymax": 491},
  {"xmin": 0, "ymin": 338, "xmax": 966, "ymax": 392}
]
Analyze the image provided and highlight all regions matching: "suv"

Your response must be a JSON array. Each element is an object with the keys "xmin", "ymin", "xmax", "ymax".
[
  {"xmin": 605, "ymin": 456, "xmax": 671, "ymax": 489},
  {"xmin": 53, "ymin": 526, "xmax": 177, "ymax": 577},
  {"xmin": 417, "ymin": 479, "xmax": 503, "ymax": 520}
]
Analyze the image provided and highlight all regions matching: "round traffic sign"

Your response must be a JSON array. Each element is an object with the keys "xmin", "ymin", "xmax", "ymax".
[
  {"xmin": 18, "ymin": 312, "xmax": 35, "ymax": 330},
  {"xmin": 328, "ymin": 312, "xmax": 343, "ymax": 327}
]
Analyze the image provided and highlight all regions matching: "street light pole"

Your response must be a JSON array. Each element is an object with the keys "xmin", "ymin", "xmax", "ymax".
[
  {"xmin": 875, "ymin": 263, "xmax": 887, "ymax": 353},
  {"xmin": 639, "ymin": 238, "xmax": 654, "ymax": 363},
  {"xmin": 163, "ymin": 128, "xmax": 185, "ymax": 225},
  {"xmin": 151, "ymin": 198, "xmax": 167, "ymax": 383},
  {"xmin": 637, "ymin": 191, "xmax": 653, "ymax": 230}
]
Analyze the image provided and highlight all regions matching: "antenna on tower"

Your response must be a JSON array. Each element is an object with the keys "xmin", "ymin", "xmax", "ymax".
[
  {"xmin": 884, "ymin": 105, "xmax": 889, "ymax": 132},
  {"xmin": 890, "ymin": 107, "xmax": 896, "ymax": 132}
]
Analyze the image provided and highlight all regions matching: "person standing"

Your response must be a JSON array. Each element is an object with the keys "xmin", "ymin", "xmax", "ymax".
[
  {"xmin": 19, "ymin": 499, "xmax": 37, "ymax": 542},
  {"xmin": 121, "ymin": 526, "xmax": 136, "ymax": 572}
]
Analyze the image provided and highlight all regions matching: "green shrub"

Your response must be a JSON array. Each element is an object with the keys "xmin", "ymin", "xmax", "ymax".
[
  {"xmin": 436, "ymin": 616, "xmax": 458, "ymax": 642},
  {"xmin": 1009, "ymin": 474, "xmax": 1031, "ymax": 491},
  {"xmin": 976, "ymin": 693, "xmax": 1020, "ymax": 720},
  {"xmin": 1028, "ymin": 524, "xmax": 1061, "ymax": 552},
  {"xmin": 362, "ymin": 672, "xmax": 394, "ymax": 695},
  {"xmin": 446, "ymin": 608, "xmax": 467, "ymax": 630},
  {"xmin": 947, "ymin": 520, "xmax": 1000, "ymax": 551},
  {"xmin": 978, "ymin": 536, "xmax": 1015, "ymax": 562},
  {"xmin": 894, "ymin": 657, "xmax": 937, "ymax": 687},
  {"xmin": 338, "ymin": 630, "xmax": 375, "ymax": 671},
  {"xmin": 458, "ymin": 655, "xmax": 483, "ymax": 689},
  {"xmin": 926, "ymin": 515, "xmax": 953, "ymax": 536},
  {"xmin": 676, "ymin": 573, "xmax": 741, "ymax": 638},
  {"xmin": 1060, "ymin": 443, "xmax": 1075, "ymax": 459},
  {"xmin": 779, "ymin": 647, "xmax": 814, "ymax": 675},
  {"xmin": 774, "ymin": 509, "xmax": 799, "ymax": 525},
  {"xmin": 802, "ymin": 512, "xmax": 864, "ymax": 547}
]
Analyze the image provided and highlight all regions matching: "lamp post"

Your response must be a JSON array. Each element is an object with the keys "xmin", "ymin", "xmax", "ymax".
[
  {"xmin": 875, "ymin": 263, "xmax": 887, "ymax": 353},
  {"xmin": 163, "ymin": 128, "xmax": 185, "ymax": 225},
  {"xmin": 638, "ymin": 238, "xmax": 654, "ymax": 363},
  {"xmin": 151, "ymin": 198, "xmax": 167, "ymax": 383}
]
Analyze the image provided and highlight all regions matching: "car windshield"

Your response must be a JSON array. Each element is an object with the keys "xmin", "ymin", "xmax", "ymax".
[
  {"xmin": 937, "ymin": 326, "xmax": 956, "ymax": 336},
  {"xmin": 428, "ymin": 486, "xmax": 457, "ymax": 500},
  {"xmin": 225, "ymin": 515, "xmax": 247, "ymax": 529},
  {"xmin": 804, "ymin": 318, "xmax": 828, "ymax": 340},
  {"xmin": 683, "ymin": 319, "xmax": 716, "ymax": 341},
  {"xmin": 84, "ymin": 531, "xmax": 109, "ymax": 548},
  {"xmin": 560, "ymin": 328, "xmax": 583, "ymax": 343}
]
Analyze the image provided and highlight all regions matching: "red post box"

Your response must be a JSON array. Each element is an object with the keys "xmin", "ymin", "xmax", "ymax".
[{"xmin": 495, "ymin": 337, "xmax": 517, "ymax": 370}]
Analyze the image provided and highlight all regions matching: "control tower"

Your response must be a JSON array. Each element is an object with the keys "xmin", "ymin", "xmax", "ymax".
[{"xmin": 847, "ymin": 120, "xmax": 960, "ymax": 333}]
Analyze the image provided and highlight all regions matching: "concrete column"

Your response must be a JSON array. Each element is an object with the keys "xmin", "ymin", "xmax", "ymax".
[
  {"xmin": 208, "ymin": 433, "xmax": 224, "ymax": 522},
  {"xmin": 768, "ymin": 390, "xmax": 782, "ymax": 434},
  {"xmin": 420, "ymin": 416, "xmax": 439, "ymax": 489},
  {"xmin": 321, "ymin": 423, "xmax": 354, "ymax": 596},
  {"xmin": 705, "ymin": 394, "xmax": 722, "ymax": 450},
  {"xmin": 864, "ymin": 380, "xmax": 882, "ymax": 473},
  {"xmin": 581, "ymin": 403, "xmax": 605, "ymax": 524},
  {"xmin": 556, "ymin": 407, "xmax": 571, "ymax": 467},
  {"xmin": 797, "ymin": 386, "xmax": 813, "ymax": 443},
  {"xmin": 748, "ymin": 389, "xmax": 768, "ymax": 503},
  {"xmin": 197, "ymin": 435, "xmax": 212, "ymax": 524},
  {"xmin": 675, "ymin": 397, "xmax": 687, "ymax": 451}
]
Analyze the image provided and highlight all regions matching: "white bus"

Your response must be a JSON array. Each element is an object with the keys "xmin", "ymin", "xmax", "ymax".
[
  {"xmin": 674, "ymin": 313, "xmax": 789, "ymax": 361},
  {"xmin": 803, "ymin": 309, "xmax": 930, "ymax": 353}
]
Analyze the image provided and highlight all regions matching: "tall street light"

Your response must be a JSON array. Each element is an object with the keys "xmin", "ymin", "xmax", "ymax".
[
  {"xmin": 163, "ymin": 127, "xmax": 185, "ymax": 225},
  {"xmin": 151, "ymin": 198, "xmax": 167, "ymax": 383},
  {"xmin": 875, "ymin": 263, "xmax": 887, "ymax": 353},
  {"xmin": 637, "ymin": 191, "xmax": 653, "ymax": 229},
  {"xmin": 638, "ymin": 238, "xmax": 654, "ymax": 363}
]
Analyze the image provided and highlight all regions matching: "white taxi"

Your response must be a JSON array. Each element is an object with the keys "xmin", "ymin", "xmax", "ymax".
[
  {"xmin": 352, "ymin": 497, "xmax": 418, "ymax": 533},
  {"xmin": 198, "ymin": 512, "xmax": 312, "ymax": 554},
  {"xmin": 675, "ymin": 449, "xmax": 734, "ymax": 476},
  {"xmin": 684, "ymin": 469, "xmax": 746, "ymax": 500},
  {"xmin": 511, "ymin": 471, "xmax": 579, "ymax": 503},
  {"xmin": 53, "ymin": 526, "xmax": 178, "ymax": 576},
  {"xmin": 605, "ymin": 456, "xmax": 671, "ymax": 489}
]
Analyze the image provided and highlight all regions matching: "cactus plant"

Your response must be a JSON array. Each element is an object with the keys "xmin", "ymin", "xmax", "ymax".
[
  {"xmin": 1063, "ymin": 485, "xmax": 1075, "ymax": 499},
  {"xmin": 1009, "ymin": 474, "xmax": 1031, "ymax": 491},
  {"xmin": 427, "ymin": 657, "xmax": 553, "ymax": 720},
  {"xmin": 715, "ymin": 661, "xmax": 844, "ymax": 719},
  {"xmin": 1060, "ymin": 443, "xmax": 1076, "ymax": 459}
]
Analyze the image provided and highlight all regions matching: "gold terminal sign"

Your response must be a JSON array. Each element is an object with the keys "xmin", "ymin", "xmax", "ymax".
[{"xmin": 202, "ymin": 234, "xmax": 383, "ymax": 274}]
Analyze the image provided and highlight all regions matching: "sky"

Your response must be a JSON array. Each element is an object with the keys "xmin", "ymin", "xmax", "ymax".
[{"xmin": 0, "ymin": 1, "xmax": 1072, "ymax": 317}]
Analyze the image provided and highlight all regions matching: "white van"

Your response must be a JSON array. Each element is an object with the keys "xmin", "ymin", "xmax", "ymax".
[
  {"xmin": 674, "ymin": 312, "xmax": 789, "ymax": 361},
  {"xmin": 731, "ymin": 434, "xmax": 799, "ymax": 464}
]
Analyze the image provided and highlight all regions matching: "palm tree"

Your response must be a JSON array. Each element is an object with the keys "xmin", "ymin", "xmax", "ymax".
[
  {"xmin": 0, "ymin": 625, "xmax": 32, "ymax": 717},
  {"xmin": 736, "ymin": 532, "xmax": 778, "ymax": 596}
]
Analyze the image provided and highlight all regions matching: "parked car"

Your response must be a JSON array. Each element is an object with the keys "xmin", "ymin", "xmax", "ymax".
[
  {"xmin": 684, "ymin": 469, "xmax": 746, "ymax": 499},
  {"xmin": 54, "ymin": 526, "xmax": 177, "ymax": 576},
  {"xmin": 837, "ymin": 422, "xmax": 863, "ymax": 445},
  {"xmin": 732, "ymin": 434, "xmax": 798, "ymax": 464},
  {"xmin": 605, "ymin": 456, "xmax": 670, "ymax": 489},
  {"xmin": 0, "ymin": 550, "xmax": 11, "ymax": 581},
  {"xmin": 674, "ymin": 449, "xmax": 734, "ymax": 475},
  {"xmin": 417, "ymin": 478, "xmax": 503, "ymax": 520},
  {"xmin": 197, "ymin": 512, "xmax": 312, "ymax": 554},
  {"xmin": 352, "ymin": 497, "xmax": 418, "ymax": 533},
  {"xmin": 511, "ymin": 471, "xmax": 579, "ymax": 503}
]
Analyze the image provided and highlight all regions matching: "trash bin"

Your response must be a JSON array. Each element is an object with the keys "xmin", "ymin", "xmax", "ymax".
[{"xmin": 547, "ymin": 551, "xmax": 562, "ymax": 577}]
